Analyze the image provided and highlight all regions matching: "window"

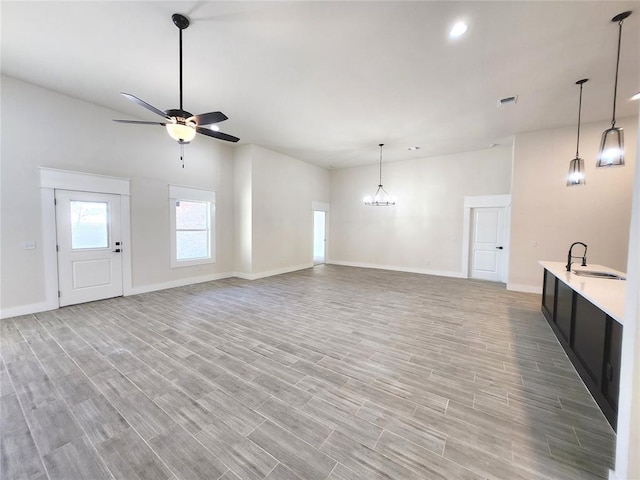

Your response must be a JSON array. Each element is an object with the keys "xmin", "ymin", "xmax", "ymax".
[{"xmin": 169, "ymin": 185, "xmax": 216, "ymax": 267}]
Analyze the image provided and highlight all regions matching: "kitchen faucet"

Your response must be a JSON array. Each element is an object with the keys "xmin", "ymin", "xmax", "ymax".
[{"xmin": 566, "ymin": 242, "xmax": 588, "ymax": 272}]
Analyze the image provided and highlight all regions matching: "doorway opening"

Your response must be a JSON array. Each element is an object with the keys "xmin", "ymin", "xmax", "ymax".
[{"xmin": 313, "ymin": 210, "xmax": 326, "ymax": 265}]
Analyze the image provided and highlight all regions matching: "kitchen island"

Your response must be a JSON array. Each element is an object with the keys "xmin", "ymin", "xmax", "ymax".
[{"xmin": 540, "ymin": 261, "xmax": 625, "ymax": 430}]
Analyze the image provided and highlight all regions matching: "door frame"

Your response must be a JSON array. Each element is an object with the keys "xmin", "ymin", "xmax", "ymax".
[
  {"xmin": 40, "ymin": 168, "xmax": 132, "ymax": 311},
  {"xmin": 461, "ymin": 194, "xmax": 511, "ymax": 282},
  {"xmin": 312, "ymin": 201, "xmax": 330, "ymax": 265}
]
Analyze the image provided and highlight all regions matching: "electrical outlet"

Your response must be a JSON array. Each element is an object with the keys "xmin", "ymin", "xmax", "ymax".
[
  {"xmin": 23, "ymin": 241, "xmax": 36, "ymax": 250},
  {"xmin": 531, "ymin": 241, "xmax": 537, "ymax": 247}
]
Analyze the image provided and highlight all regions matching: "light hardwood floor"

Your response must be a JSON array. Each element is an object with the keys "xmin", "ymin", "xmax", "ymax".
[{"xmin": 1, "ymin": 265, "xmax": 616, "ymax": 480}]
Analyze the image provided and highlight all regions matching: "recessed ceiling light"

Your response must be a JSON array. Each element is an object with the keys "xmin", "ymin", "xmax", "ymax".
[
  {"xmin": 449, "ymin": 21, "xmax": 468, "ymax": 38},
  {"xmin": 490, "ymin": 143, "xmax": 499, "ymax": 148},
  {"xmin": 631, "ymin": 91, "xmax": 640, "ymax": 101},
  {"xmin": 408, "ymin": 146, "xmax": 421, "ymax": 151}
]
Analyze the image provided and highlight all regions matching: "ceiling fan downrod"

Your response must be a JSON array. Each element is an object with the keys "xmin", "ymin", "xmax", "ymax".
[{"xmin": 172, "ymin": 13, "xmax": 190, "ymax": 113}]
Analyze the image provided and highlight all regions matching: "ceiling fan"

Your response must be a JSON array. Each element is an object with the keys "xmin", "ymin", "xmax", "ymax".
[{"xmin": 114, "ymin": 13, "xmax": 239, "ymax": 145}]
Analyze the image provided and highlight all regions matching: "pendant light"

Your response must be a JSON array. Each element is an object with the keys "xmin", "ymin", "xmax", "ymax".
[
  {"xmin": 364, "ymin": 144, "xmax": 395, "ymax": 206},
  {"xmin": 567, "ymin": 79, "xmax": 588, "ymax": 186},
  {"xmin": 597, "ymin": 11, "xmax": 632, "ymax": 168}
]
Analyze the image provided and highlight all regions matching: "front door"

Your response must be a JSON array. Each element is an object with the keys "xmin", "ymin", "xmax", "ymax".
[
  {"xmin": 470, "ymin": 207, "xmax": 504, "ymax": 282},
  {"xmin": 55, "ymin": 190, "xmax": 123, "ymax": 306}
]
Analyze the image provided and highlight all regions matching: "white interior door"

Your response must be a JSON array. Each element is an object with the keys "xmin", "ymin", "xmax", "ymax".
[
  {"xmin": 470, "ymin": 207, "xmax": 504, "ymax": 282},
  {"xmin": 313, "ymin": 210, "xmax": 326, "ymax": 265},
  {"xmin": 55, "ymin": 190, "xmax": 123, "ymax": 306}
]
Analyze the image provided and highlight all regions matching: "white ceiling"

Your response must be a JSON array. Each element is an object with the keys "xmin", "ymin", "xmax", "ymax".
[{"xmin": 2, "ymin": 1, "xmax": 639, "ymax": 168}]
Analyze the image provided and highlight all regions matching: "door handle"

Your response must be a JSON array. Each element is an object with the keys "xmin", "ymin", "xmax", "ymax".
[
  {"xmin": 496, "ymin": 246, "xmax": 504, "ymax": 250},
  {"xmin": 113, "ymin": 248, "xmax": 121, "ymax": 253}
]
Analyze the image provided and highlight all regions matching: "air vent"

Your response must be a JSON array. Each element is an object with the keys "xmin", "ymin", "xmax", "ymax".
[{"xmin": 498, "ymin": 95, "xmax": 518, "ymax": 107}]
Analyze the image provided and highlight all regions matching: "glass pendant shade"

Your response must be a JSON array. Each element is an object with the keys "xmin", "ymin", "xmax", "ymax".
[
  {"xmin": 166, "ymin": 122, "xmax": 196, "ymax": 144},
  {"xmin": 364, "ymin": 144, "xmax": 396, "ymax": 206},
  {"xmin": 567, "ymin": 157, "xmax": 586, "ymax": 186},
  {"xmin": 597, "ymin": 127, "xmax": 624, "ymax": 167}
]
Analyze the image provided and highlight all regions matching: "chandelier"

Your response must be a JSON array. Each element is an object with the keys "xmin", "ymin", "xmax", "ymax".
[{"xmin": 364, "ymin": 144, "xmax": 395, "ymax": 206}]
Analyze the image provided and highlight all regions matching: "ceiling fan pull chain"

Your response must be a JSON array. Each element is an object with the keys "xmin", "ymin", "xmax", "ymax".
[{"xmin": 180, "ymin": 143, "xmax": 185, "ymax": 168}]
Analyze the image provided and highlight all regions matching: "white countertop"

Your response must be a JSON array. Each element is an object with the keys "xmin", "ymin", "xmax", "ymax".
[{"xmin": 540, "ymin": 261, "xmax": 626, "ymax": 324}]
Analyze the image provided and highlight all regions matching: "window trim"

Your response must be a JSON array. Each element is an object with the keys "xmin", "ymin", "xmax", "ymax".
[{"xmin": 169, "ymin": 185, "xmax": 216, "ymax": 268}]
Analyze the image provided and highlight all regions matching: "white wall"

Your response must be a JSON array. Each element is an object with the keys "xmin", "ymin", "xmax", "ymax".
[
  {"xmin": 509, "ymin": 116, "xmax": 638, "ymax": 292},
  {"xmin": 0, "ymin": 75, "xmax": 236, "ymax": 314},
  {"xmin": 233, "ymin": 144, "xmax": 253, "ymax": 275},
  {"xmin": 329, "ymin": 147, "xmax": 512, "ymax": 276},
  {"xmin": 250, "ymin": 145, "xmax": 331, "ymax": 276}
]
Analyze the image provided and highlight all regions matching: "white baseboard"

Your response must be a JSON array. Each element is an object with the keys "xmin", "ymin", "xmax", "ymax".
[
  {"xmin": 5, "ymin": 262, "xmax": 522, "ymax": 320},
  {"xmin": 507, "ymin": 283, "xmax": 542, "ymax": 294},
  {"xmin": 608, "ymin": 470, "xmax": 618, "ymax": 480},
  {"xmin": 1, "ymin": 301, "xmax": 56, "ymax": 320},
  {"xmin": 234, "ymin": 263, "xmax": 314, "ymax": 281},
  {"xmin": 2, "ymin": 266, "xmax": 318, "ymax": 320},
  {"xmin": 327, "ymin": 260, "xmax": 465, "ymax": 279},
  {"xmin": 126, "ymin": 271, "xmax": 235, "ymax": 296}
]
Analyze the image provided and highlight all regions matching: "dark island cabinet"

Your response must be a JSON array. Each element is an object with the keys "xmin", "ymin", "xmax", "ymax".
[
  {"xmin": 604, "ymin": 320, "xmax": 623, "ymax": 411},
  {"xmin": 572, "ymin": 294, "xmax": 607, "ymax": 385},
  {"xmin": 542, "ymin": 269, "xmax": 556, "ymax": 319},
  {"xmin": 541, "ymin": 269, "xmax": 622, "ymax": 430},
  {"xmin": 555, "ymin": 280, "xmax": 574, "ymax": 343}
]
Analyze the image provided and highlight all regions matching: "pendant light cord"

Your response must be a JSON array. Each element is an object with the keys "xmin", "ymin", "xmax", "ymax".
[
  {"xmin": 611, "ymin": 18, "xmax": 624, "ymax": 127},
  {"xmin": 576, "ymin": 82, "xmax": 584, "ymax": 158}
]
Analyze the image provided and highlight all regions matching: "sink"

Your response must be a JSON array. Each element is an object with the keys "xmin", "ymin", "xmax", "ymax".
[{"xmin": 573, "ymin": 270, "xmax": 626, "ymax": 280}]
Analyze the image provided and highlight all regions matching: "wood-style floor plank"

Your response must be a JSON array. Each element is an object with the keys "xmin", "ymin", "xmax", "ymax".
[{"xmin": 0, "ymin": 265, "xmax": 616, "ymax": 480}]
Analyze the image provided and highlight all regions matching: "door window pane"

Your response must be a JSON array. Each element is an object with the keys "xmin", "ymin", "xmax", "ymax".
[{"xmin": 70, "ymin": 201, "xmax": 109, "ymax": 249}]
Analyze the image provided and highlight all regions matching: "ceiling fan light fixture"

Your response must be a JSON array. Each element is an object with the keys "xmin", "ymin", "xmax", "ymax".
[
  {"xmin": 597, "ymin": 10, "xmax": 631, "ymax": 168},
  {"xmin": 166, "ymin": 121, "xmax": 196, "ymax": 144}
]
